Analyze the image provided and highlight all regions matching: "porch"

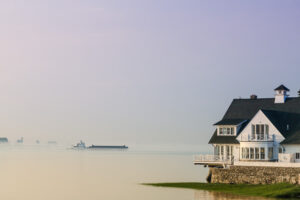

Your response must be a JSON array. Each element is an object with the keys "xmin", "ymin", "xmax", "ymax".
[
  {"xmin": 193, "ymin": 154, "xmax": 233, "ymax": 166},
  {"xmin": 194, "ymin": 153, "xmax": 300, "ymax": 167}
]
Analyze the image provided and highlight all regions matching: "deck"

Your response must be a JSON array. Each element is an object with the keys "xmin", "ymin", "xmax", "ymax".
[
  {"xmin": 194, "ymin": 155, "xmax": 233, "ymax": 167},
  {"xmin": 194, "ymin": 153, "xmax": 300, "ymax": 168}
]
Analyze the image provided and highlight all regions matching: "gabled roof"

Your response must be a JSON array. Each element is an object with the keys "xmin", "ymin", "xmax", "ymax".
[
  {"xmin": 274, "ymin": 84, "xmax": 290, "ymax": 91},
  {"xmin": 213, "ymin": 119, "xmax": 247, "ymax": 126},
  {"xmin": 209, "ymin": 97, "xmax": 300, "ymax": 144}
]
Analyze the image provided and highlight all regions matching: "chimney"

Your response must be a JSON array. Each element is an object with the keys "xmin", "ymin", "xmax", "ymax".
[{"xmin": 250, "ymin": 94, "xmax": 257, "ymax": 100}]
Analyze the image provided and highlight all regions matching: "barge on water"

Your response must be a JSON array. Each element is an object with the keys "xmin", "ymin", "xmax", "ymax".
[
  {"xmin": 72, "ymin": 141, "xmax": 128, "ymax": 150},
  {"xmin": 88, "ymin": 145, "xmax": 128, "ymax": 149}
]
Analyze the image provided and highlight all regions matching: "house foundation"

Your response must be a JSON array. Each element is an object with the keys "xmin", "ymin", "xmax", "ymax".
[{"xmin": 210, "ymin": 166, "xmax": 300, "ymax": 184}]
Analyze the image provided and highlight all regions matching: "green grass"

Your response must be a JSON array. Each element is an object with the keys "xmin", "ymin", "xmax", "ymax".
[{"xmin": 143, "ymin": 182, "xmax": 300, "ymax": 198}]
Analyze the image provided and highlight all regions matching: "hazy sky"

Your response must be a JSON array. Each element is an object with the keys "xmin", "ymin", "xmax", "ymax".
[{"xmin": 0, "ymin": 0, "xmax": 300, "ymax": 146}]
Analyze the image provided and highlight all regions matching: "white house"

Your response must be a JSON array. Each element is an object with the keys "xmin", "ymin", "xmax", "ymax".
[{"xmin": 195, "ymin": 85, "xmax": 300, "ymax": 167}]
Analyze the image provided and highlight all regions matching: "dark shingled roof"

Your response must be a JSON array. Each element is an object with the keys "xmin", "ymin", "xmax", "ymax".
[
  {"xmin": 209, "ymin": 97, "xmax": 300, "ymax": 144},
  {"xmin": 260, "ymin": 110, "xmax": 300, "ymax": 139},
  {"xmin": 274, "ymin": 84, "xmax": 290, "ymax": 91},
  {"xmin": 214, "ymin": 119, "xmax": 247, "ymax": 126},
  {"xmin": 208, "ymin": 130, "xmax": 239, "ymax": 144}
]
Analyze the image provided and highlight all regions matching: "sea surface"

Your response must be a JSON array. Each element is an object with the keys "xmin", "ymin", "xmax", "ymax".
[{"xmin": 0, "ymin": 145, "xmax": 272, "ymax": 200}]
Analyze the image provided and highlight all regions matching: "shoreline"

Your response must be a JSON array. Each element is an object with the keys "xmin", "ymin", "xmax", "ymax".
[{"xmin": 143, "ymin": 182, "xmax": 300, "ymax": 198}]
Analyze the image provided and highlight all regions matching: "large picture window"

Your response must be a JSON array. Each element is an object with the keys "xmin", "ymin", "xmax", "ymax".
[
  {"xmin": 215, "ymin": 145, "xmax": 234, "ymax": 160},
  {"xmin": 241, "ymin": 147, "xmax": 270, "ymax": 160}
]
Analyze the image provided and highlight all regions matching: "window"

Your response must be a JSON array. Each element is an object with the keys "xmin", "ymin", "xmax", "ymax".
[
  {"xmin": 260, "ymin": 148, "xmax": 265, "ymax": 159},
  {"xmin": 221, "ymin": 146, "xmax": 224, "ymax": 157},
  {"xmin": 296, "ymin": 153, "xmax": 300, "ymax": 160},
  {"xmin": 268, "ymin": 147, "xmax": 273, "ymax": 160},
  {"xmin": 260, "ymin": 125, "xmax": 265, "ymax": 140},
  {"xmin": 256, "ymin": 124, "xmax": 260, "ymax": 139},
  {"xmin": 219, "ymin": 128, "xmax": 223, "ymax": 135},
  {"xmin": 218, "ymin": 127, "xmax": 235, "ymax": 136},
  {"xmin": 242, "ymin": 148, "xmax": 245, "ymax": 159},
  {"xmin": 242, "ymin": 147, "xmax": 268, "ymax": 160},
  {"xmin": 226, "ymin": 146, "xmax": 230, "ymax": 159},
  {"xmin": 246, "ymin": 148, "xmax": 250, "ymax": 159},
  {"xmin": 215, "ymin": 146, "xmax": 220, "ymax": 155},
  {"xmin": 255, "ymin": 147, "xmax": 259, "ymax": 159},
  {"xmin": 251, "ymin": 125, "xmax": 255, "ymax": 139},
  {"xmin": 278, "ymin": 146, "xmax": 285, "ymax": 154},
  {"xmin": 251, "ymin": 124, "xmax": 269, "ymax": 140},
  {"xmin": 250, "ymin": 148, "xmax": 254, "ymax": 159},
  {"xmin": 266, "ymin": 125, "xmax": 269, "ymax": 139},
  {"xmin": 242, "ymin": 147, "xmax": 251, "ymax": 159}
]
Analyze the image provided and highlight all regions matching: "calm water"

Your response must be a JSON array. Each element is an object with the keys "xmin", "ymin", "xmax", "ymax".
[{"xmin": 0, "ymin": 145, "xmax": 272, "ymax": 200}]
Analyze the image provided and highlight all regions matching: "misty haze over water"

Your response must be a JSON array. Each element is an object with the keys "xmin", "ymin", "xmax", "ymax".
[{"xmin": 0, "ymin": 145, "xmax": 270, "ymax": 200}]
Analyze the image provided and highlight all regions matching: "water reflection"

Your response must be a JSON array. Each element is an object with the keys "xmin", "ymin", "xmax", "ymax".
[{"xmin": 194, "ymin": 190, "xmax": 274, "ymax": 200}]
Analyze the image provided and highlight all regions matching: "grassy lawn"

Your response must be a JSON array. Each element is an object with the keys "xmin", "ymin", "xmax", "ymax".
[{"xmin": 143, "ymin": 182, "xmax": 300, "ymax": 198}]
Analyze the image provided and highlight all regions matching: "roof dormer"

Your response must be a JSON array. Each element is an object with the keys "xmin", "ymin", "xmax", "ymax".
[
  {"xmin": 274, "ymin": 84, "xmax": 289, "ymax": 104},
  {"xmin": 214, "ymin": 119, "xmax": 247, "ymax": 136}
]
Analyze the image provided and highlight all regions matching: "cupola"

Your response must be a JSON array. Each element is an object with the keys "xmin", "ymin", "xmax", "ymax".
[{"xmin": 274, "ymin": 84, "xmax": 289, "ymax": 103}]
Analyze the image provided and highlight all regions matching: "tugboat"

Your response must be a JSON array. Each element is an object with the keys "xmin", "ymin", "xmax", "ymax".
[
  {"xmin": 17, "ymin": 137, "xmax": 24, "ymax": 144},
  {"xmin": 73, "ymin": 140, "xmax": 86, "ymax": 149}
]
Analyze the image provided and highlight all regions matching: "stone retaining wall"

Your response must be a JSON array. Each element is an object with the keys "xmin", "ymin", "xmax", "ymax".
[{"xmin": 210, "ymin": 166, "xmax": 300, "ymax": 184}]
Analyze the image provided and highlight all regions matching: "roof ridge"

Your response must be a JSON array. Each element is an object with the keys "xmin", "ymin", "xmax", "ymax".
[{"xmin": 233, "ymin": 97, "xmax": 299, "ymax": 101}]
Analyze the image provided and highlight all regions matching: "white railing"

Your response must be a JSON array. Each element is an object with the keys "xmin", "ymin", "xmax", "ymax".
[
  {"xmin": 235, "ymin": 161, "xmax": 300, "ymax": 167},
  {"xmin": 278, "ymin": 153, "xmax": 295, "ymax": 163},
  {"xmin": 240, "ymin": 134, "xmax": 275, "ymax": 142},
  {"xmin": 194, "ymin": 154, "xmax": 233, "ymax": 164}
]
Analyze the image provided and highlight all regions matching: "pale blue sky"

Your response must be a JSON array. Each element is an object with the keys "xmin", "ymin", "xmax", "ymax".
[{"xmin": 0, "ymin": 0, "xmax": 300, "ymax": 147}]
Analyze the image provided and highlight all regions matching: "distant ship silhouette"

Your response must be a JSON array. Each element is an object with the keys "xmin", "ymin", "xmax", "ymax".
[{"xmin": 73, "ymin": 141, "xmax": 128, "ymax": 149}]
